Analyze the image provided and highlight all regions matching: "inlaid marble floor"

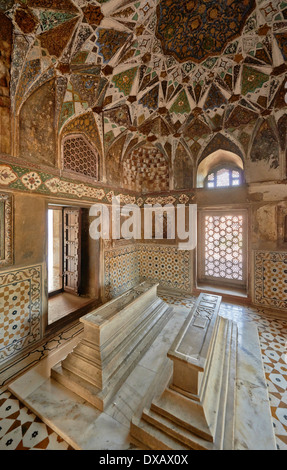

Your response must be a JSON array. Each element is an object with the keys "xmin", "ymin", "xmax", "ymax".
[{"xmin": 0, "ymin": 294, "xmax": 286, "ymax": 450}]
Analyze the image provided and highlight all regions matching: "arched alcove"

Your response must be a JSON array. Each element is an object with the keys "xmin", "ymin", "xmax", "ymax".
[
  {"xmin": 62, "ymin": 133, "xmax": 99, "ymax": 180},
  {"xmin": 122, "ymin": 144, "xmax": 169, "ymax": 193},
  {"xmin": 197, "ymin": 149, "xmax": 244, "ymax": 188}
]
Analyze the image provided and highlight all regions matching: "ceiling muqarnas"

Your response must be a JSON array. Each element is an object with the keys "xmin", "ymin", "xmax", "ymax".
[{"xmin": 1, "ymin": 0, "xmax": 287, "ymax": 180}]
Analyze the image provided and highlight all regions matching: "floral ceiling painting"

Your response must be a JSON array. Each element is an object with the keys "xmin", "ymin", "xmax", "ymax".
[{"xmin": 0, "ymin": 0, "xmax": 286, "ymax": 184}]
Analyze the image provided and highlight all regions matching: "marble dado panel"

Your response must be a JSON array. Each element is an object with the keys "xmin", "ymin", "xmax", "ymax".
[
  {"xmin": 104, "ymin": 244, "xmax": 192, "ymax": 301},
  {"xmin": 139, "ymin": 244, "xmax": 191, "ymax": 293},
  {"xmin": 254, "ymin": 251, "xmax": 287, "ymax": 310},
  {"xmin": 0, "ymin": 264, "xmax": 42, "ymax": 364},
  {"xmin": 104, "ymin": 245, "xmax": 140, "ymax": 300}
]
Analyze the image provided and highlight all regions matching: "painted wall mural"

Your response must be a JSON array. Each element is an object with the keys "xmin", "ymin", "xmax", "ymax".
[
  {"xmin": 156, "ymin": 0, "xmax": 256, "ymax": 63},
  {"xmin": 0, "ymin": 10, "xmax": 12, "ymax": 154}
]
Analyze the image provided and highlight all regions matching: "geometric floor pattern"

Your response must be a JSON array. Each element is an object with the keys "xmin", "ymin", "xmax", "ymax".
[
  {"xmin": 0, "ymin": 294, "xmax": 286, "ymax": 450},
  {"xmin": 0, "ymin": 391, "xmax": 74, "ymax": 450}
]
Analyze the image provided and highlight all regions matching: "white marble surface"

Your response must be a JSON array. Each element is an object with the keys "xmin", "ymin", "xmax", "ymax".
[
  {"xmin": 8, "ymin": 305, "xmax": 190, "ymax": 450},
  {"xmin": 234, "ymin": 320, "xmax": 276, "ymax": 450},
  {"xmin": 8, "ymin": 304, "xmax": 276, "ymax": 450}
]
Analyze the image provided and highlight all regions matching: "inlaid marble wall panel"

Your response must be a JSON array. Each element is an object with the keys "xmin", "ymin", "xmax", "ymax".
[
  {"xmin": 254, "ymin": 251, "xmax": 287, "ymax": 310},
  {"xmin": 0, "ymin": 264, "xmax": 42, "ymax": 365},
  {"xmin": 139, "ymin": 244, "xmax": 191, "ymax": 293},
  {"xmin": 104, "ymin": 243, "xmax": 192, "ymax": 299},
  {"xmin": 104, "ymin": 244, "xmax": 140, "ymax": 300}
]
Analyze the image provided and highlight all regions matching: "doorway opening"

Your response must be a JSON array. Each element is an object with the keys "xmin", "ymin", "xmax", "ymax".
[
  {"xmin": 47, "ymin": 204, "xmax": 100, "ymax": 327},
  {"xmin": 48, "ymin": 207, "xmax": 63, "ymax": 295}
]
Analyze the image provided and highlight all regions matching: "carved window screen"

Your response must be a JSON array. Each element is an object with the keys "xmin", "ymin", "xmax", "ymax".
[
  {"xmin": 0, "ymin": 192, "xmax": 13, "ymax": 266},
  {"xmin": 198, "ymin": 210, "xmax": 247, "ymax": 289},
  {"xmin": 62, "ymin": 134, "xmax": 99, "ymax": 180}
]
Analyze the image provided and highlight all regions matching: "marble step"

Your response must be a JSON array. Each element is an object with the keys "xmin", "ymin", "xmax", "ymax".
[
  {"xmin": 130, "ymin": 316, "xmax": 238, "ymax": 449},
  {"xmin": 130, "ymin": 415, "xmax": 190, "ymax": 451},
  {"xmin": 150, "ymin": 388, "xmax": 213, "ymax": 442},
  {"xmin": 52, "ymin": 304, "xmax": 174, "ymax": 410},
  {"xmin": 141, "ymin": 408, "xmax": 213, "ymax": 450},
  {"xmin": 151, "ymin": 317, "xmax": 234, "ymax": 441}
]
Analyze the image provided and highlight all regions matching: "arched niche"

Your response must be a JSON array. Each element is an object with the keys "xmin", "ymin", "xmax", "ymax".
[
  {"xmin": 174, "ymin": 142, "xmax": 194, "ymax": 190},
  {"xmin": 62, "ymin": 133, "xmax": 99, "ymax": 180},
  {"xmin": 122, "ymin": 144, "xmax": 169, "ymax": 193},
  {"xmin": 60, "ymin": 111, "xmax": 103, "ymax": 180},
  {"xmin": 18, "ymin": 78, "xmax": 56, "ymax": 166},
  {"xmin": 197, "ymin": 149, "xmax": 244, "ymax": 188}
]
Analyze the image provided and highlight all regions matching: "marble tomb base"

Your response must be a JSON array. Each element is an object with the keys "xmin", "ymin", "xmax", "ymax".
[
  {"xmin": 51, "ymin": 282, "xmax": 173, "ymax": 411},
  {"xmin": 7, "ymin": 287, "xmax": 276, "ymax": 450}
]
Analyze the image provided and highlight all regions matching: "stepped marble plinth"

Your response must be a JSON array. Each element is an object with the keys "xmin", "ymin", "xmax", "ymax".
[
  {"xmin": 51, "ymin": 282, "xmax": 173, "ymax": 411},
  {"xmin": 130, "ymin": 293, "xmax": 276, "ymax": 450}
]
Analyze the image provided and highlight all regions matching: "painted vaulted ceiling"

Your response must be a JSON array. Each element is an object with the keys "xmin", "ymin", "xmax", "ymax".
[{"xmin": 1, "ymin": 0, "xmax": 287, "ymax": 175}]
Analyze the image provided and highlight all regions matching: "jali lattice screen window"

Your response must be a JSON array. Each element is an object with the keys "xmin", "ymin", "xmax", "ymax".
[
  {"xmin": 198, "ymin": 210, "xmax": 247, "ymax": 289},
  {"xmin": 62, "ymin": 134, "xmax": 99, "ymax": 180}
]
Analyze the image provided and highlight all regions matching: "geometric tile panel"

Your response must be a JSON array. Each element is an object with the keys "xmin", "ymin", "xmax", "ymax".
[
  {"xmin": 0, "ymin": 281, "xmax": 31, "ymax": 347},
  {"xmin": 254, "ymin": 251, "xmax": 287, "ymax": 310},
  {"xmin": 0, "ymin": 265, "xmax": 42, "ymax": 364},
  {"xmin": 104, "ymin": 244, "xmax": 140, "ymax": 300},
  {"xmin": 139, "ymin": 244, "xmax": 191, "ymax": 292},
  {"xmin": 104, "ymin": 243, "xmax": 192, "ymax": 300}
]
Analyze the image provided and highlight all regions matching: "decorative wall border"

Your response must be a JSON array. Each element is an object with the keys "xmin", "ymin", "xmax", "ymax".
[
  {"xmin": 0, "ymin": 192, "xmax": 13, "ymax": 267},
  {"xmin": 254, "ymin": 250, "xmax": 287, "ymax": 310},
  {"xmin": 0, "ymin": 264, "xmax": 42, "ymax": 365},
  {"xmin": 0, "ymin": 161, "xmax": 195, "ymax": 207}
]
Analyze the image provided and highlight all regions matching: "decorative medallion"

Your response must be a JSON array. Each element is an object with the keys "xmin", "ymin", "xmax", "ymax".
[
  {"xmin": 82, "ymin": 5, "xmax": 104, "ymax": 26},
  {"xmin": 156, "ymin": 0, "xmax": 256, "ymax": 63}
]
